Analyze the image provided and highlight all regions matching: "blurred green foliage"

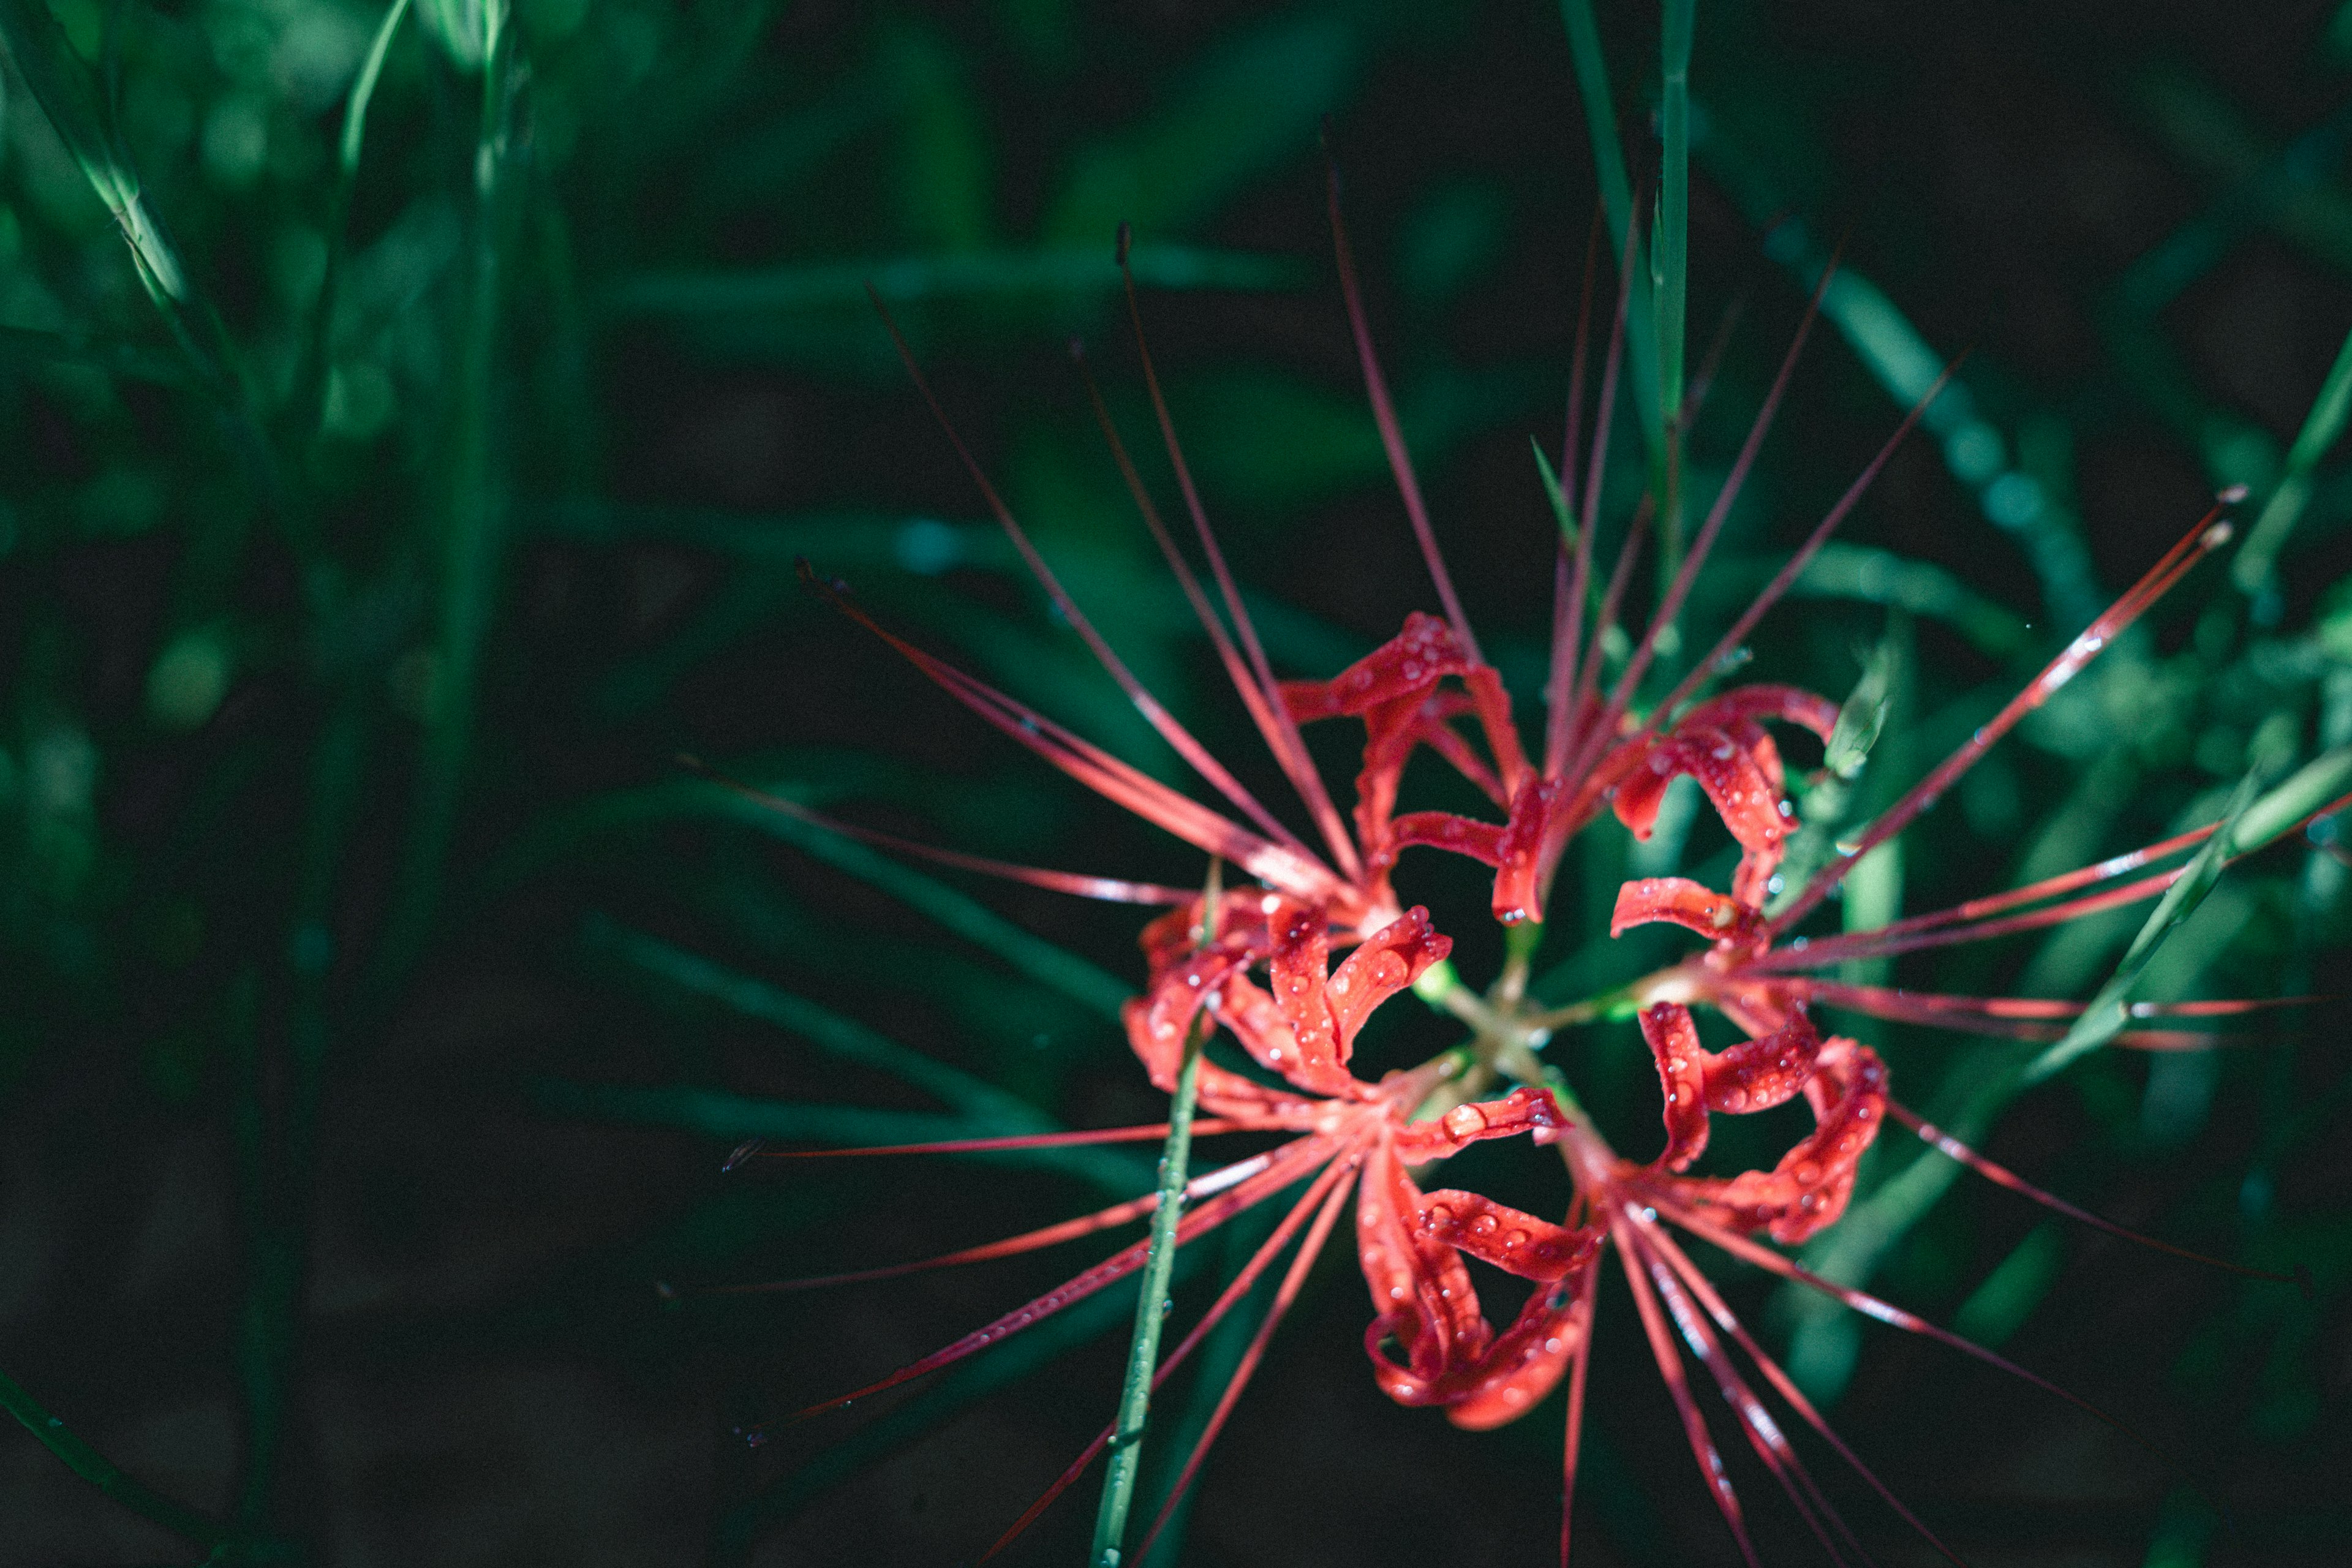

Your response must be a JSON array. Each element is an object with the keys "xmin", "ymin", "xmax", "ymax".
[{"xmin": 0, "ymin": 1, "xmax": 2345, "ymax": 1564}]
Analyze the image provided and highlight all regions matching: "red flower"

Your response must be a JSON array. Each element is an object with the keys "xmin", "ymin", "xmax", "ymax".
[{"xmin": 696, "ymin": 204, "xmax": 2328, "ymax": 1565}]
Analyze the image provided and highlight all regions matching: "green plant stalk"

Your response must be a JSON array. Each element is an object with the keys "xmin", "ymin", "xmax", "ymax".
[
  {"xmin": 1091, "ymin": 869, "xmax": 1222, "ymax": 1563},
  {"xmin": 378, "ymin": 10, "xmax": 514, "ymax": 990},
  {"xmin": 296, "ymin": 0, "xmax": 413, "ymax": 445},
  {"xmin": 235, "ymin": 698, "xmax": 373, "ymax": 1533},
  {"xmin": 1, "ymin": 1366, "xmax": 228, "ymax": 1549}
]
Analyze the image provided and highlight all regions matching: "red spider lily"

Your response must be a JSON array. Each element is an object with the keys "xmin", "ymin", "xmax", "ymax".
[{"xmin": 704, "ymin": 170, "xmax": 2321, "ymax": 1562}]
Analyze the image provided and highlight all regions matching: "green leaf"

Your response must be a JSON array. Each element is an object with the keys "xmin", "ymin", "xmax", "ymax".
[
  {"xmin": 2019, "ymin": 766, "xmax": 2261, "ymax": 1086},
  {"xmin": 2236, "ymin": 322, "xmax": 2352, "ymax": 594},
  {"xmin": 589, "ymin": 919, "xmax": 1046, "ymax": 1122},
  {"xmin": 605, "ymin": 246, "xmax": 1305, "ymax": 318},
  {"xmin": 1044, "ymin": 12, "xmax": 1366, "ymax": 244},
  {"xmin": 1825, "ymin": 636, "xmax": 1897, "ymax": 780},
  {"xmin": 1532, "ymin": 437, "xmax": 1577, "ymax": 547},
  {"xmin": 1, "ymin": 1365, "xmax": 230, "ymax": 1550}
]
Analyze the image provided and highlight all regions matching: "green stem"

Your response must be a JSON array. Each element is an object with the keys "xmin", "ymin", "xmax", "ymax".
[
  {"xmin": 377, "ymin": 10, "xmax": 514, "ymax": 990},
  {"xmin": 1090, "ymin": 870, "xmax": 1220, "ymax": 1564},
  {"xmin": 1, "ymin": 1366, "xmax": 228, "ymax": 1548}
]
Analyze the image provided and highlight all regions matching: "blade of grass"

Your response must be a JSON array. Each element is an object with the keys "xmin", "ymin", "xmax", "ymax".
[
  {"xmin": 236, "ymin": 696, "xmax": 373, "ymax": 1535},
  {"xmin": 2023, "ymin": 745, "xmax": 2352, "ymax": 1084},
  {"xmin": 1, "ymin": 1366, "xmax": 230, "ymax": 1550},
  {"xmin": 1655, "ymin": 0, "xmax": 1692, "ymax": 431}
]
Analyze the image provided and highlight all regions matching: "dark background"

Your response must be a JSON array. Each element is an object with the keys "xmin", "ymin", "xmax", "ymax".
[{"xmin": 0, "ymin": 0, "xmax": 2347, "ymax": 1563}]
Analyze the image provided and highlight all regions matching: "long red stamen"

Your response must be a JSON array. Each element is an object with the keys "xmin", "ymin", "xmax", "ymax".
[
  {"xmin": 707, "ymin": 1150, "xmax": 1283, "ymax": 1297},
  {"xmin": 1570, "ymin": 495, "xmax": 1654, "ymax": 756},
  {"xmin": 977, "ymin": 1151, "xmax": 1359, "ymax": 1561},
  {"xmin": 804, "ymin": 567, "xmax": 1353, "ymax": 908},
  {"xmin": 1114, "ymin": 244, "xmax": 1367, "ymax": 884},
  {"xmin": 1327, "ymin": 157, "xmax": 1483, "ymax": 671},
  {"xmin": 870, "ymin": 292, "xmax": 1321, "ymax": 865},
  {"xmin": 679, "ymin": 756, "xmax": 1194, "ymax": 906},
  {"xmin": 1135, "ymin": 1150, "xmax": 1361, "ymax": 1558},
  {"xmin": 1613, "ymin": 1213, "xmax": 1762, "ymax": 1566},
  {"xmin": 1558, "ymin": 1254, "xmax": 1600, "ymax": 1568},
  {"xmin": 1789, "ymin": 979, "xmax": 2315, "ymax": 1047},
  {"xmin": 742, "ymin": 1121, "xmax": 1259, "ymax": 1159},
  {"xmin": 1645, "ymin": 1215, "xmax": 1967, "ymax": 1567},
  {"xmin": 1656, "ymin": 1197, "xmax": 2176, "ymax": 1471},
  {"xmin": 1769, "ymin": 503, "xmax": 2238, "ymax": 939},
  {"xmin": 747, "ymin": 1134, "xmax": 1337, "ymax": 1439},
  {"xmin": 1634, "ymin": 1227, "xmax": 1862, "ymax": 1567},
  {"xmin": 1579, "ymin": 249, "xmax": 1842, "ymax": 782},
  {"xmin": 1574, "ymin": 352, "xmax": 1960, "ymax": 808},
  {"xmin": 1762, "ymin": 786, "xmax": 2352, "ymax": 971},
  {"xmin": 1547, "ymin": 206, "xmax": 1608, "ymax": 776},
  {"xmin": 1888, "ymin": 1102, "xmax": 2304, "ymax": 1286},
  {"xmin": 1549, "ymin": 203, "xmax": 1642, "ymax": 779}
]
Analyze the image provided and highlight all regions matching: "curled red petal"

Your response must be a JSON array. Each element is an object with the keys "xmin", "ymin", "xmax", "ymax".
[
  {"xmin": 1444, "ymin": 1278, "xmax": 1591, "ymax": 1432},
  {"xmin": 1639, "ymin": 1003, "xmax": 1713, "ymax": 1172},
  {"xmin": 1417, "ymin": 1191, "xmax": 1600, "ymax": 1283},
  {"xmin": 1659, "ymin": 1038, "xmax": 1888, "ymax": 1244},
  {"xmin": 1281, "ymin": 612, "xmax": 1477, "ymax": 722},
  {"xmin": 1325, "ymin": 905, "xmax": 1451, "ymax": 1047},
  {"xmin": 1358, "ymin": 1142, "xmax": 1490, "ymax": 1401},
  {"xmin": 1638, "ymin": 1003, "xmax": 1827, "ymax": 1174},
  {"xmin": 1390, "ymin": 1085, "xmax": 1568, "ymax": 1163},
  {"xmin": 1390, "ymin": 811, "xmax": 1506, "ymax": 867},
  {"xmin": 1610, "ymin": 875, "xmax": 1765, "ymax": 951}
]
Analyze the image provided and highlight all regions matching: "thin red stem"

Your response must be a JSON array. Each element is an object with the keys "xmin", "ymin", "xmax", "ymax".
[
  {"xmin": 870, "ymin": 291, "xmax": 1317, "ymax": 863},
  {"xmin": 1769, "ymin": 506, "xmax": 2235, "ymax": 940},
  {"xmin": 1888, "ymin": 1101, "xmax": 2302, "ymax": 1285},
  {"xmin": 680, "ymin": 755, "xmax": 1193, "ymax": 906},
  {"xmin": 1613, "ymin": 1213, "xmax": 1762, "ymax": 1567},
  {"xmin": 1325, "ymin": 159, "xmax": 1483, "ymax": 669},
  {"xmin": 1114, "ymin": 250, "xmax": 1367, "ymax": 884}
]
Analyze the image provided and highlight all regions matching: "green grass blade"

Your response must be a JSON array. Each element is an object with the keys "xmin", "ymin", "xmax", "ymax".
[
  {"xmin": 1, "ymin": 1366, "xmax": 230, "ymax": 1549},
  {"xmin": 2024, "ymin": 743, "xmax": 2352, "ymax": 1079},
  {"xmin": 2234, "ymin": 321, "xmax": 2352, "ymax": 596},
  {"xmin": 1558, "ymin": 0, "xmax": 1632, "ymax": 257},
  {"xmin": 375, "ymin": 19, "xmax": 517, "ymax": 992},
  {"xmin": 588, "ymin": 919, "xmax": 1052, "ymax": 1125},
  {"xmin": 1532, "ymin": 436, "xmax": 1577, "ymax": 546},
  {"xmin": 1558, "ymin": 0, "xmax": 1665, "ymax": 457},
  {"xmin": 606, "ymin": 245, "xmax": 1304, "ymax": 317},
  {"xmin": 295, "ymin": 0, "xmax": 413, "ymax": 441},
  {"xmin": 684, "ymin": 774, "xmax": 1136, "ymax": 1018}
]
